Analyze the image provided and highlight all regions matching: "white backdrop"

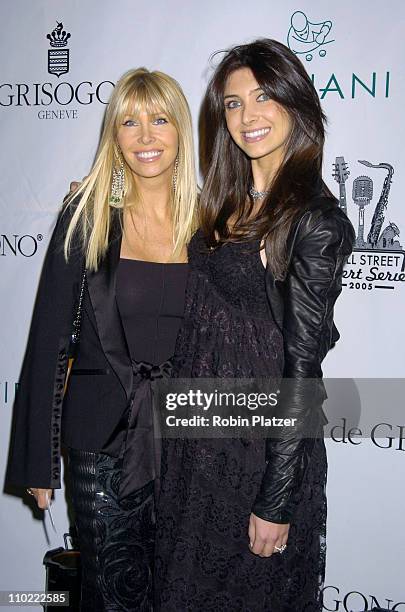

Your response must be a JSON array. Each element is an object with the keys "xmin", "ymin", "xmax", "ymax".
[{"xmin": 1, "ymin": 1, "xmax": 404, "ymax": 610}]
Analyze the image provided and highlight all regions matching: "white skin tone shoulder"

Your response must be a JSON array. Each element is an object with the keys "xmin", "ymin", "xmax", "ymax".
[
  {"xmin": 29, "ymin": 105, "xmax": 182, "ymax": 510},
  {"xmin": 223, "ymin": 66, "xmax": 292, "ymax": 557}
]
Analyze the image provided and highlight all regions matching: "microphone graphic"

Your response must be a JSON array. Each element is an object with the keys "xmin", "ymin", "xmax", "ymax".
[{"xmin": 352, "ymin": 175, "xmax": 373, "ymax": 248}]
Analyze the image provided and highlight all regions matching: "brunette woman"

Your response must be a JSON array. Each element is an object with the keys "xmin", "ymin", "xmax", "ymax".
[
  {"xmin": 155, "ymin": 39, "xmax": 355, "ymax": 611},
  {"xmin": 6, "ymin": 68, "xmax": 197, "ymax": 611}
]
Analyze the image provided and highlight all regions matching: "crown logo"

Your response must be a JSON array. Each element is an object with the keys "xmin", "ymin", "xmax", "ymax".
[
  {"xmin": 47, "ymin": 22, "xmax": 71, "ymax": 48},
  {"xmin": 46, "ymin": 21, "xmax": 71, "ymax": 77}
]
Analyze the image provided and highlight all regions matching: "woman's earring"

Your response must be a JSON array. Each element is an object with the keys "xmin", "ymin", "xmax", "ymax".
[
  {"xmin": 110, "ymin": 149, "xmax": 125, "ymax": 207},
  {"xmin": 172, "ymin": 155, "xmax": 179, "ymax": 193}
]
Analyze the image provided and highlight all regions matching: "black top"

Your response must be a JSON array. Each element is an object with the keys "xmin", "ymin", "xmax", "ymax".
[
  {"xmin": 116, "ymin": 259, "xmax": 189, "ymax": 364},
  {"xmin": 100, "ymin": 258, "xmax": 189, "ymax": 487}
]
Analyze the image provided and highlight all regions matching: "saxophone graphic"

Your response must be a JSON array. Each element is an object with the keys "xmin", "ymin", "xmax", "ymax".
[{"xmin": 358, "ymin": 160, "xmax": 394, "ymax": 247}]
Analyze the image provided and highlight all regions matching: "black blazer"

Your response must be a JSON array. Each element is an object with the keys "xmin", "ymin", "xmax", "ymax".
[{"xmin": 6, "ymin": 207, "xmax": 133, "ymax": 490}]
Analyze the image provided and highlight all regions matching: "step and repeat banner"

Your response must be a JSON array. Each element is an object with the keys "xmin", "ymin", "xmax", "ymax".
[{"xmin": 1, "ymin": 0, "xmax": 404, "ymax": 610}]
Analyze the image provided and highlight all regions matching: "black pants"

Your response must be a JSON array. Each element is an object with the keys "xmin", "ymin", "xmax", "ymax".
[{"xmin": 68, "ymin": 449, "xmax": 155, "ymax": 612}]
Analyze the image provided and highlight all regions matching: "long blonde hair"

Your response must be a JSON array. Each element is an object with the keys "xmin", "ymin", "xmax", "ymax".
[{"xmin": 63, "ymin": 68, "xmax": 198, "ymax": 270}]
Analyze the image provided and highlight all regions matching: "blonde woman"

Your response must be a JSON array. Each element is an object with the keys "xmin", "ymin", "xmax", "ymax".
[{"xmin": 6, "ymin": 68, "xmax": 197, "ymax": 611}]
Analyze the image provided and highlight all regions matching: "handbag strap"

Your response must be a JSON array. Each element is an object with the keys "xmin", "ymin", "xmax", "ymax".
[{"xmin": 70, "ymin": 267, "xmax": 87, "ymax": 348}]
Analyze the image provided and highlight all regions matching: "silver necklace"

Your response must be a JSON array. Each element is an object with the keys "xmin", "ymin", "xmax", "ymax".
[{"xmin": 249, "ymin": 186, "xmax": 270, "ymax": 200}]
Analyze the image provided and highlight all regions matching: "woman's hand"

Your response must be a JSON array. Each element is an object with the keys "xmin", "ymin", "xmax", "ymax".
[
  {"xmin": 69, "ymin": 181, "xmax": 81, "ymax": 193},
  {"xmin": 248, "ymin": 513, "xmax": 289, "ymax": 557},
  {"xmin": 63, "ymin": 180, "xmax": 81, "ymax": 204},
  {"xmin": 27, "ymin": 488, "xmax": 53, "ymax": 510},
  {"xmin": 63, "ymin": 178, "xmax": 85, "ymax": 203}
]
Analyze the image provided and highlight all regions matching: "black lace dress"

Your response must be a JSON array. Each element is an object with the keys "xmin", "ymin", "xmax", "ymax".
[{"xmin": 154, "ymin": 231, "xmax": 327, "ymax": 612}]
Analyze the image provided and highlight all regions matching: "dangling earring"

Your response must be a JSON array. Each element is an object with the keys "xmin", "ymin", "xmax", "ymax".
[
  {"xmin": 172, "ymin": 155, "xmax": 179, "ymax": 193},
  {"xmin": 110, "ymin": 148, "xmax": 125, "ymax": 207}
]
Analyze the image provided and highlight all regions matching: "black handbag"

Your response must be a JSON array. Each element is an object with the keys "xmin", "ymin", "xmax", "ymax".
[{"xmin": 43, "ymin": 531, "xmax": 81, "ymax": 611}]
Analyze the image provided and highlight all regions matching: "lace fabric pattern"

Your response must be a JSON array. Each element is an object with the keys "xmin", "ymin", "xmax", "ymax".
[{"xmin": 154, "ymin": 231, "xmax": 327, "ymax": 611}]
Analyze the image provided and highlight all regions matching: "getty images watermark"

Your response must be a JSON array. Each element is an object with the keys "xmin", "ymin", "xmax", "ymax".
[
  {"xmin": 153, "ymin": 378, "xmax": 327, "ymax": 439},
  {"xmin": 153, "ymin": 378, "xmax": 405, "ymax": 444},
  {"xmin": 164, "ymin": 387, "xmax": 298, "ymax": 429}
]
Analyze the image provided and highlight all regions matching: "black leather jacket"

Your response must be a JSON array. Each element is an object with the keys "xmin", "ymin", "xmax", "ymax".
[{"xmin": 252, "ymin": 196, "xmax": 355, "ymax": 524}]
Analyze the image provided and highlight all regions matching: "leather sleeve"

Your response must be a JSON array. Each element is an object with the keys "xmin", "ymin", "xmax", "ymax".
[{"xmin": 252, "ymin": 207, "xmax": 355, "ymax": 523}]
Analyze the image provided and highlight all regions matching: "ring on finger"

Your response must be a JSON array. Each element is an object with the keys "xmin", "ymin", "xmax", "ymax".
[
  {"xmin": 26, "ymin": 488, "xmax": 35, "ymax": 496},
  {"xmin": 274, "ymin": 544, "xmax": 287, "ymax": 554}
]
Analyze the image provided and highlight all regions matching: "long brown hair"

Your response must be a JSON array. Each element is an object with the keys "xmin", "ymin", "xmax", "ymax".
[{"xmin": 199, "ymin": 38, "xmax": 335, "ymax": 279}]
